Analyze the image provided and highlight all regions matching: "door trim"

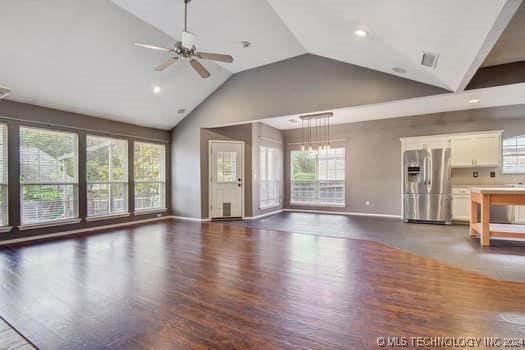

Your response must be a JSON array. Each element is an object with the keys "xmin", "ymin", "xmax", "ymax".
[{"xmin": 208, "ymin": 140, "xmax": 245, "ymax": 220}]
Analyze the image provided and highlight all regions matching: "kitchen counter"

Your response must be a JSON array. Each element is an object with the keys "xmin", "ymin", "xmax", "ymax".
[
  {"xmin": 471, "ymin": 187, "xmax": 525, "ymax": 194},
  {"xmin": 470, "ymin": 188, "xmax": 525, "ymax": 246}
]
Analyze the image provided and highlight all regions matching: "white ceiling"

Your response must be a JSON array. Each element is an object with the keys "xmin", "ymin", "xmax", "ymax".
[
  {"xmin": 0, "ymin": 0, "xmax": 231, "ymax": 130},
  {"xmin": 259, "ymin": 83, "xmax": 525, "ymax": 130},
  {"xmin": 265, "ymin": 0, "xmax": 509, "ymax": 91},
  {"xmin": 0, "ymin": 0, "xmax": 520, "ymax": 130}
]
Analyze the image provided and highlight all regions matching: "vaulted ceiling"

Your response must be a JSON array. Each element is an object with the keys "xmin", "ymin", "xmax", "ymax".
[{"xmin": 0, "ymin": 0, "xmax": 520, "ymax": 130}]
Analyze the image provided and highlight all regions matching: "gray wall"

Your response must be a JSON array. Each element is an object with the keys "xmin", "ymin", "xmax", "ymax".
[
  {"xmin": 0, "ymin": 100, "xmax": 170, "ymax": 241},
  {"xmin": 283, "ymin": 104, "xmax": 525, "ymax": 216},
  {"xmin": 171, "ymin": 53, "xmax": 446, "ymax": 218},
  {"xmin": 200, "ymin": 124, "xmax": 253, "ymax": 218},
  {"xmin": 0, "ymin": 100, "xmax": 170, "ymax": 142},
  {"xmin": 251, "ymin": 123, "xmax": 284, "ymax": 217}
]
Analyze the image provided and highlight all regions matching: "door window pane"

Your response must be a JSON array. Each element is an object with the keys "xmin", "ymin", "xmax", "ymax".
[{"xmin": 216, "ymin": 151, "xmax": 237, "ymax": 183}]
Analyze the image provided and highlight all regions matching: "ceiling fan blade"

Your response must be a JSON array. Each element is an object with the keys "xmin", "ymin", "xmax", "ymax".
[
  {"xmin": 196, "ymin": 52, "xmax": 234, "ymax": 63},
  {"xmin": 134, "ymin": 42, "xmax": 175, "ymax": 53},
  {"xmin": 155, "ymin": 57, "xmax": 179, "ymax": 71},
  {"xmin": 190, "ymin": 59, "xmax": 211, "ymax": 79}
]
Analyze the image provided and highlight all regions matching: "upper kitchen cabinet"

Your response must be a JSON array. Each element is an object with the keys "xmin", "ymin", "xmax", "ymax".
[
  {"xmin": 400, "ymin": 136, "xmax": 451, "ymax": 151},
  {"xmin": 450, "ymin": 131, "xmax": 502, "ymax": 168}
]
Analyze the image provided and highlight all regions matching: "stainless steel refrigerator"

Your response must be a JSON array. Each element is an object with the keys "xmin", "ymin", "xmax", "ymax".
[{"xmin": 403, "ymin": 148, "xmax": 452, "ymax": 224}]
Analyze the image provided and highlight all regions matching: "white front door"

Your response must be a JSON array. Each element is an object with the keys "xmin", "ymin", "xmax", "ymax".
[{"xmin": 209, "ymin": 141, "xmax": 244, "ymax": 218}]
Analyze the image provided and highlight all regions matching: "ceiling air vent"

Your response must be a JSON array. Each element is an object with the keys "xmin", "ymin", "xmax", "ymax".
[
  {"xmin": 421, "ymin": 52, "xmax": 439, "ymax": 68},
  {"xmin": 0, "ymin": 85, "xmax": 11, "ymax": 99}
]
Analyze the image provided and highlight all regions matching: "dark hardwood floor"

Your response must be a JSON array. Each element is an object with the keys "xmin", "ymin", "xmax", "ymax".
[{"xmin": 1, "ymin": 219, "xmax": 525, "ymax": 349}]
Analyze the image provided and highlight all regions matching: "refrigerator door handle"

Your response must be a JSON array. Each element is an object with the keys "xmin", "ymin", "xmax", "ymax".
[{"xmin": 425, "ymin": 153, "xmax": 432, "ymax": 185}]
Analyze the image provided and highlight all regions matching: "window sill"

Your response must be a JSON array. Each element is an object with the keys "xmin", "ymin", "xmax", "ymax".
[
  {"xmin": 260, "ymin": 204, "xmax": 281, "ymax": 210},
  {"xmin": 18, "ymin": 219, "xmax": 82, "ymax": 231},
  {"xmin": 0, "ymin": 226, "xmax": 12, "ymax": 233},
  {"xmin": 85, "ymin": 213, "xmax": 131, "ymax": 222},
  {"xmin": 290, "ymin": 202, "xmax": 346, "ymax": 208},
  {"xmin": 134, "ymin": 208, "xmax": 168, "ymax": 216}
]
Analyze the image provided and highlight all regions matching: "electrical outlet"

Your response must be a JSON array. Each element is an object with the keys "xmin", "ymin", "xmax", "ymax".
[
  {"xmin": 156, "ymin": 213, "xmax": 162, "ymax": 218},
  {"xmin": 473, "ymin": 171, "xmax": 479, "ymax": 178},
  {"xmin": 490, "ymin": 171, "xmax": 496, "ymax": 178}
]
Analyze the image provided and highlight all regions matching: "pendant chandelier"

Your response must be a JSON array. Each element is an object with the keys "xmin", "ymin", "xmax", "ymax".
[{"xmin": 300, "ymin": 112, "xmax": 333, "ymax": 152}]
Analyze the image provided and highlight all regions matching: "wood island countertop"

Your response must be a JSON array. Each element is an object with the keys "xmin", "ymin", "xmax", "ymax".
[
  {"xmin": 470, "ymin": 187, "xmax": 525, "ymax": 194},
  {"xmin": 470, "ymin": 188, "xmax": 525, "ymax": 246}
]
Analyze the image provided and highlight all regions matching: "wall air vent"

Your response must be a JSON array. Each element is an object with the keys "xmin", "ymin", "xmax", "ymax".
[
  {"xmin": 0, "ymin": 85, "xmax": 11, "ymax": 99},
  {"xmin": 421, "ymin": 52, "xmax": 439, "ymax": 68}
]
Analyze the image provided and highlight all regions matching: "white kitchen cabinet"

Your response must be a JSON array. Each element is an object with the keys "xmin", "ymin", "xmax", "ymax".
[
  {"xmin": 451, "ymin": 136, "xmax": 476, "ymax": 167},
  {"xmin": 514, "ymin": 206, "xmax": 525, "ymax": 224},
  {"xmin": 401, "ymin": 137, "xmax": 450, "ymax": 151},
  {"xmin": 450, "ymin": 132, "xmax": 501, "ymax": 168},
  {"xmin": 475, "ymin": 134, "xmax": 501, "ymax": 166},
  {"xmin": 452, "ymin": 187, "xmax": 471, "ymax": 221}
]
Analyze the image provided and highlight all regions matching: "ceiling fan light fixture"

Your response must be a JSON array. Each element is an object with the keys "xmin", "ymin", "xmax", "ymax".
[
  {"xmin": 133, "ymin": 0, "xmax": 233, "ymax": 79},
  {"xmin": 182, "ymin": 31, "xmax": 196, "ymax": 49}
]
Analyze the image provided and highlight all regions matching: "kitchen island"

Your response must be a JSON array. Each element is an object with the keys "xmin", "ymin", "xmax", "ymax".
[{"xmin": 470, "ymin": 187, "xmax": 525, "ymax": 246}]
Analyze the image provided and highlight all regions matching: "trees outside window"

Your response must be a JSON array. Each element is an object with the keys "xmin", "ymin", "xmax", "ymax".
[
  {"xmin": 291, "ymin": 148, "xmax": 345, "ymax": 206},
  {"xmin": 134, "ymin": 142, "xmax": 166, "ymax": 211},
  {"xmin": 87, "ymin": 136, "xmax": 128, "ymax": 217},
  {"xmin": 20, "ymin": 127, "xmax": 79, "ymax": 225}
]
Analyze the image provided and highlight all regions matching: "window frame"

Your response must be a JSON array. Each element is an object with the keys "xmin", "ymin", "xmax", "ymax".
[
  {"xmin": 502, "ymin": 135, "xmax": 525, "ymax": 174},
  {"xmin": 290, "ymin": 147, "xmax": 346, "ymax": 207},
  {"xmin": 18, "ymin": 125, "xmax": 81, "ymax": 229},
  {"xmin": 85, "ymin": 134, "xmax": 130, "ymax": 220},
  {"xmin": 259, "ymin": 145, "xmax": 281, "ymax": 210},
  {"xmin": 0, "ymin": 123, "xmax": 8, "ymax": 230},
  {"xmin": 133, "ymin": 141, "xmax": 167, "ymax": 213}
]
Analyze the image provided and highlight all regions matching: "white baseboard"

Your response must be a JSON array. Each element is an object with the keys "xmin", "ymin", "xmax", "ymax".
[
  {"xmin": 283, "ymin": 208, "xmax": 402, "ymax": 219},
  {"xmin": 172, "ymin": 216, "xmax": 211, "ymax": 222},
  {"xmin": 244, "ymin": 209, "xmax": 284, "ymax": 220},
  {"xmin": 0, "ymin": 216, "xmax": 173, "ymax": 246}
]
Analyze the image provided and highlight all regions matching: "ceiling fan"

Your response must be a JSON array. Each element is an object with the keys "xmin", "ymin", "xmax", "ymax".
[{"xmin": 133, "ymin": 0, "xmax": 233, "ymax": 79}]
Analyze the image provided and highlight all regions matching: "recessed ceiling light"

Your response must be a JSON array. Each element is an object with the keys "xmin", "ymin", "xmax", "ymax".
[
  {"xmin": 468, "ymin": 99, "xmax": 480, "ymax": 104},
  {"xmin": 153, "ymin": 86, "xmax": 161, "ymax": 94},
  {"xmin": 240, "ymin": 41, "xmax": 251, "ymax": 48},
  {"xmin": 392, "ymin": 67, "xmax": 407, "ymax": 74},
  {"xmin": 177, "ymin": 108, "xmax": 186, "ymax": 114},
  {"xmin": 354, "ymin": 29, "xmax": 368, "ymax": 38}
]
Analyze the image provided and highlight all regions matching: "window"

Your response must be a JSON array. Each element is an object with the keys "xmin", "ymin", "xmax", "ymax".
[
  {"xmin": 134, "ymin": 142, "xmax": 166, "ymax": 211},
  {"xmin": 20, "ymin": 127, "xmax": 78, "ymax": 225},
  {"xmin": 291, "ymin": 148, "xmax": 345, "ymax": 206},
  {"xmin": 87, "ymin": 136, "xmax": 128, "ymax": 217},
  {"xmin": 260, "ymin": 146, "xmax": 281, "ymax": 209},
  {"xmin": 216, "ymin": 151, "xmax": 237, "ymax": 183},
  {"xmin": 0, "ymin": 124, "xmax": 7, "ymax": 227},
  {"xmin": 503, "ymin": 135, "xmax": 525, "ymax": 174}
]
